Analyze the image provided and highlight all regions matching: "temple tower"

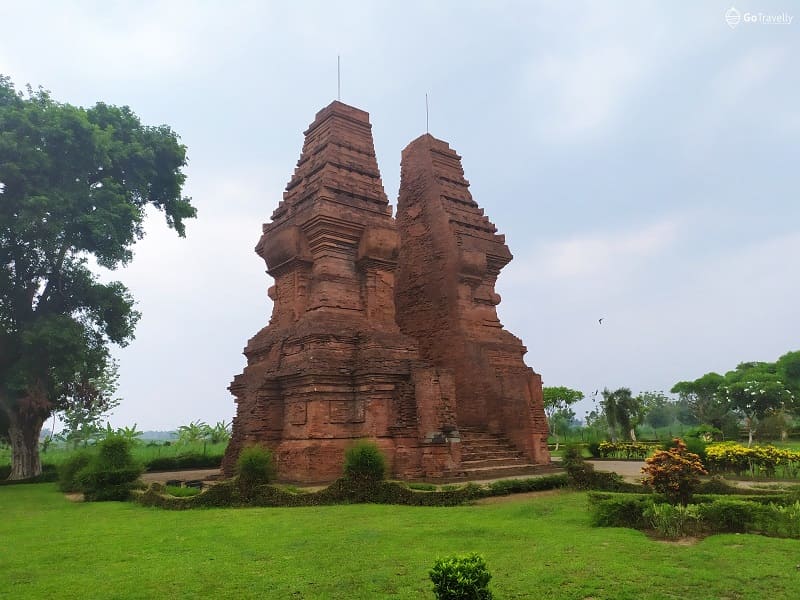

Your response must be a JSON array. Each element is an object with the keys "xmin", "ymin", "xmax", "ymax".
[
  {"xmin": 395, "ymin": 134, "xmax": 550, "ymax": 465},
  {"xmin": 223, "ymin": 103, "xmax": 461, "ymax": 482}
]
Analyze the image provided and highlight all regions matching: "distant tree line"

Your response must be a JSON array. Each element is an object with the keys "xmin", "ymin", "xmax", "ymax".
[{"xmin": 545, "ymin": 350, "xmax": 800, "ymax": 446}]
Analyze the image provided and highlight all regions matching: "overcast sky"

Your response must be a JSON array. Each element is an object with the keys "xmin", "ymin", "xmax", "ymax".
[{"xmin": 2, "ymin": 1, "xmax": 797, "ymax": 430}]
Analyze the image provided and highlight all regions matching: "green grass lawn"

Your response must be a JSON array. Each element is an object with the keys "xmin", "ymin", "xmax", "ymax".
[{"xmin": 2, "ymin": 485, "xmax": 799, "ymax": 599}]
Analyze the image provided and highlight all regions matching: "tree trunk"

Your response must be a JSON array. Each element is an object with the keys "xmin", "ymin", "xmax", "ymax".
[
  {"xmin": 6, "ymin": 408, "xmax": 44, "ymax": 480},
  {"xmin": 629, "ymin": 428, "xmax": 637, "ymax": 442}
]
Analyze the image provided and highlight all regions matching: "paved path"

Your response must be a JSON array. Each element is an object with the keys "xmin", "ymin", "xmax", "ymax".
[
  {"xmin": 141, "ymin": 469, "xmax": 221, "ymax": 483},
  {"xmin": 140, "ymin": 462, "xmax": 645, "ymax": 486},
  {"xmin": 587, "ymin": 460, "xmax": 646, "ymax": 480}
]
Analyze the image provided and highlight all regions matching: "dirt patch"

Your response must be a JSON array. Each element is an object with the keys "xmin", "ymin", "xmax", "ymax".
[
  {"xmin": 64, "ymin": 493, "xmax": 84, "ymax": 502},
  {"xmin": 653, "ymin": 536, "xmax": 704, "ymax": 546}
]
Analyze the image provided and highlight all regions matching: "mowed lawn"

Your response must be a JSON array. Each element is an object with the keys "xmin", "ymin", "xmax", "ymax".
[{"xmin": 2, "ymin": 485, "xmax": 798, "ymax": 599}]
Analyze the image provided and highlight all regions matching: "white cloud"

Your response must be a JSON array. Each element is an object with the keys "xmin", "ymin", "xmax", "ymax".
[
  {"xmin": 523, "ymin": 45, "xmax": 645, "ymax": 141},
  {"xmin": 507, "ymin": 218, "xmax": 682, "ymax": 284}
]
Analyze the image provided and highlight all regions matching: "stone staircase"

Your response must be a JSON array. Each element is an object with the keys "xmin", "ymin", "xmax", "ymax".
[{"xmin": 458, "ymin": 427, "xmax": 547, "ymax": 480}]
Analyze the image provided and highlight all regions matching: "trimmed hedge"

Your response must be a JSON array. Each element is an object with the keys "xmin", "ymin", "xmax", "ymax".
[
  {"xmin": 485, "ymin": 475, "xmax": 569, "ymax": 496},
  {"xmin": 145, "ymin": 453, "xmax": 223, "ymax": 471},
  {"xmin": 588, "ymin": 491, "xmax": 800, "ymax": 538},
  {"xmin": 562, "ymin": 445, "xmax": 644, "ymax": 493},
  {"xmin": 133, "ymin": 474, "xmax": 570, "ymax": 510},
  {"xmin": 587, "ymin": 492, "xmax": 652, "ymax": 528}
]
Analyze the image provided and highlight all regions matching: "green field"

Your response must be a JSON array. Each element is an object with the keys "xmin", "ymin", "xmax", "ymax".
[
  {"xmin": 0, "ymin": 441, "xmax": 228, "ymax": 468},
  {"xmin": 2, "ymin": 485, "xmax": 799, "ymax": 599}
]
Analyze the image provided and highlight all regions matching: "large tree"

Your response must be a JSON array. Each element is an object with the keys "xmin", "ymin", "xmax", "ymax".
[
  {"xmin": 722, "ymin": 361, "xmax": 796, "ymax": 446},
  {"xmin": 601, "ymin": 387, "xmax": 643, "ymax": 442},
  {"xmin": 671, "ymin": 372, "xmax": 728, "ymax": 429},
  {"xmin": 0, "ymin": 76, "xmax": 195, "ymax": 479}
]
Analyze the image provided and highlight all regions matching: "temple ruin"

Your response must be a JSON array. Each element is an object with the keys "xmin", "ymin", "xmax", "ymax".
[{"xmin": 222, "ymin": 101, "xmax": 550, "ymax": 482}]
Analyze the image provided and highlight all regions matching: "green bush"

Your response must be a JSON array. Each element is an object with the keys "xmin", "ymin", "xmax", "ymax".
[
  {"xmin": 58, "ymin": 451, "xmax": 92, "ymax": 492},
  {"xmin": 134, "ymin": 477, "xmax": 483, "ymax": 510},
  {"xmin": 562, "ymin": 445, "xmax": 637, "ymax": 492},
  {"xmin": 343, "ymin": 440, "xmax": 386, "ymax": 482},
  {"xmin": 756, "ymin": 501, "xmax": 800, "ymax": 538},
  {"xmin": 486, "ymin": 475, "xmax": 568, "ymax": 496},
  {"xmin": 588, "ymin": 493, "xmax": 651, "ymax": 528},
  {"xmin": 430, "ymin": 553, "xmax": 493, "ymax": 600},
  {"xmin": 77, "ymin": 435, "xmax": 143, "ymax": 501},
  {"xmin": 145, "ymin": 453, "xmax": 223, "ymax": 471},
  {"xmin": 236, "ymin": 446, "xmax": 275, "ymax": 496},
  {"xmin": 644, "ymin": 502, "xmax": 701, "ymax": 539},
  {"xmin": 697, "ymin": 499, "xmax": 768, "ymax": 533}
]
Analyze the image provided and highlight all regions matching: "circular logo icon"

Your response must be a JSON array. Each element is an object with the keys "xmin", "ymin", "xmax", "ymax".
[{"xmin": 726, "ymin": 6, "xmax": 742, "ymax": 29}]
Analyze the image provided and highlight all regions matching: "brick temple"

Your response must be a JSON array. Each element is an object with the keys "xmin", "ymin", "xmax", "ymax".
[{"xmin": 222, "ymin": 101, "xmax": 550, "ymax": 482}]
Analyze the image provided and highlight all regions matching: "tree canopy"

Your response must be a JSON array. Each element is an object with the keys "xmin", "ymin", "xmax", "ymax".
[
  {"xmin": 0, "ymin": 75, "xmax": 195, "ymax": 478},
  {"xmin": 671, "ymin": 351, "xmax": 800, "ymax": 445},
  {"xmin": 542, "ymin": 386, "xmax": 583, "ymax": 449}
]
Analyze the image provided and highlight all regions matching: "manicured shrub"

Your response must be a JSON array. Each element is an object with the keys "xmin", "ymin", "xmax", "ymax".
[
  {"xmin": 588, "ymin": 493, "xmax": 650, "ymax": 528},
  {"xmin": 77, "ymin": 435, "xmax": 144, "ymax": 501},
  {"xmin": 145, "ymin": 453, "xmax": 223, "ymax": 471},
  {"xmin": 235, "ymin": 445, "xmax": 275, "ymax": 496},
  {"xmin": 58, "ymin": 451, "xmax": 92, "ymax": 492},
  {"xmin": 430, "ymin": 553, "xmax": 493, "ymax": 600},
  {"xmin": 563, "ymin": 444, "xmax": 634, "ymax": 492},
  {"xmin": 343, "ymin": 440, "xmax": 386, "ymax": 482},
  {"xmin": 697, "ymin": 499, "xmax": 768, "ymax": 533},
  {"xmin": 486, "ymin": 475, "xmax": 568, "ymax": 496},
  {"xmin": 644, "ymin": 502, "xmax": 701, "ymax": 539},
  {"xmin": 642, "ymin": 438, "xmax": 707, "ymax": 505},
  {"xmin": 756, "ymin": 501, "xmax": 800, "ymax": 538}
]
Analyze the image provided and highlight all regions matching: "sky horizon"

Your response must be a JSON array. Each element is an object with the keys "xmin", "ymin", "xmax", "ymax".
[{"xmin": 2, "ymin": 1, "xmax": 797, "ymax": 430}]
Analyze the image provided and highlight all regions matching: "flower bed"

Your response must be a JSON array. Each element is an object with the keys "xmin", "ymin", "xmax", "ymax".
[{"xmin": 705, "ymin": 442, "xmax": 800, "ymax": 479}]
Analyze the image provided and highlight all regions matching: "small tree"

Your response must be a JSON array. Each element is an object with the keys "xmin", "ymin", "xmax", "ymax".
[{"xmin": 641, "ymin": 438, "xmax": 707, "ymax": 505}]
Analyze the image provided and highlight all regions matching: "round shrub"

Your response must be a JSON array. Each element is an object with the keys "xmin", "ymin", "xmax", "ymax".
[
  {"xmin": 58, "ymin": 451, "xmax": 92, "ymax": 492},
  {"xmin": 235, "ymin": 445, "xmax": 276, "ymax": 494},
  {"xmin": 430, "ymin": 553, "xmax": 493, "ymax": 600},
  {"xmin": 77, "ymin": 435, "xmax": 143, "ymax": 501},
  {"xmin": 343, "ymin": 440, "xmax": 386, "ymax": 481}
]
